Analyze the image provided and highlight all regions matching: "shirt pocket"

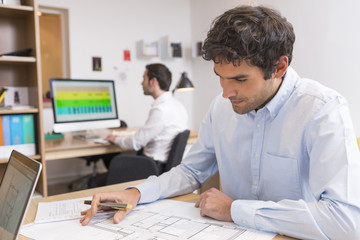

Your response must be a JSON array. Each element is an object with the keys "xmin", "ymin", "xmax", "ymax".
[{"xmin": 259, "ymin": 153, "xmax": 302, "ymax": 201}]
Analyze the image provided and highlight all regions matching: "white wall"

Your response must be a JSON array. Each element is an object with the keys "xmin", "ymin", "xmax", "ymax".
[
  {"xmin": 38, "ymin": 0, "xmax": 194, "ymax": 128},
  {"xmin": 39, "ymin": 0, "xmax": 360, "ymax": 136},
  {"xmin": 39, "ymin": 0, "xmax": 360, "ymax": 185},
  {"xmin": 38, "ymin": 0, "xmax": 195, "ymax": 185},
  {"xmin": 190, "ymin": 0, "xmax": 360, "ymax": 136}
]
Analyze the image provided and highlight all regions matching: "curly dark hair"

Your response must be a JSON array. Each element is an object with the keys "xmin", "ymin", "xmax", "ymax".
[
  {"xmin": 202, "ymin": 5, "xmax": 295, "ymax": 79},
  {"xmin": 146, "ymin": 63, "xmax": 172, "ymax": 91}
]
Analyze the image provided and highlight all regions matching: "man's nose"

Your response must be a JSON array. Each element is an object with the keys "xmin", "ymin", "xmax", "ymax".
[{"xmin": 221, "ymin": 79, "xmax": 237, "ymax": 98}]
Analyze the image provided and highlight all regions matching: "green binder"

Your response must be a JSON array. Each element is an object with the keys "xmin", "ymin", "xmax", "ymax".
[{"xmin": 22, "ymin": 114, "xmax": 35, "ymax": 144}]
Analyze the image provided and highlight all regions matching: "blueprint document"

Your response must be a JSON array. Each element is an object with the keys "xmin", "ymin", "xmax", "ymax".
[
  {"xmin": 21, "ymin": 198, "xmax": 276, "ymax": 240},
  {"xmin": 34, "ymin": 197, "xmax": 91, "ymax": 223}
]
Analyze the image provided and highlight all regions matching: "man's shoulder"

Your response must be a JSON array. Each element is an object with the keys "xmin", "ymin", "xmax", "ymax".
[
  {"xmin": 157, "ymin": 94, "xmax": 186, "ymax": 109},
  {"xmin": 150, "ymin": 94, "xmax": 188, "ymax": 119},
  {"xmin": 294, "ymin": 78, "xmax": 344, "ymax": 105}
]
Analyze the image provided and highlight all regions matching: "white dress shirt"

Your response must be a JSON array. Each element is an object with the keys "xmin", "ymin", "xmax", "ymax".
[
  {"xmin": 134, "ymin": 67, "xmax": 360, "ymax": 239},
  {"xmin": 114, "ymin": 92, "xmax": 188, "ymax": 162}
]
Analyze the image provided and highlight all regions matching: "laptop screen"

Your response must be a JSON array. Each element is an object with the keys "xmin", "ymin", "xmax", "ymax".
[{"xmin": 0, "ymin": 150, "xmax": 42, "ymax": 240}]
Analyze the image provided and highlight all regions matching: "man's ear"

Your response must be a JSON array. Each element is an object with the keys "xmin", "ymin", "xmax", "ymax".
[
  {"xmin": 149, "ymin": 77, "xmax": 159, "ymax": 87},
  {"xmin": 273, "ymin": 56, "xmax": 289, "ymax": 79}
]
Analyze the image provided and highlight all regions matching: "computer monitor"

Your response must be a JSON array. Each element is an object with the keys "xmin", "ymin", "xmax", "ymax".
[{"xmin": 49, "ymin": 78, "xmax": 120, "ymax": 135}]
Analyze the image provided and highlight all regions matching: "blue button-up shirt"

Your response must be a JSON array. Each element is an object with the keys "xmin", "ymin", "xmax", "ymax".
[{"xmin": 136, "ymin": 67, "xmax": 360, "ymax": 239}]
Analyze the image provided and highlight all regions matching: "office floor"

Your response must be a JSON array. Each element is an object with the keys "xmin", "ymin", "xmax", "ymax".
[
  {"xmin": 47, "ymin": 171, "xmax": 108, "ymax": 196},
  {"xmin": 46, "ymin": 157, "xmax": 109, "ymax": 196}
]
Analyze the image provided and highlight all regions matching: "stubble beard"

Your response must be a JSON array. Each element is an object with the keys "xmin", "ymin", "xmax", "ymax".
[{"xmin": 231, "ymin": 99, "xmax": 259, "ymax": 115}]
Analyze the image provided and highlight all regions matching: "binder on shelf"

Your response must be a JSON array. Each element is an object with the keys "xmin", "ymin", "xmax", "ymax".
[
  {"xmin": 2, "ymin": 115, "xmax": 11, "ymax": 146},
  {"xmin": 0, "ymin": 116, "xmax": 3, "ymax": 146},
  {"xmin": 0, "ymin": 114, "xmax": 36, "ymax": 159},
  {"xmin": 10, "ymin": 115, "xmax": 23, "ymax": 145},
  {"xmin": 22, "ymin": 114, "xmax": 35, "ymax": 144},
  {"xmin": 0, "ymin": 115, "xmax": 12, "ymax": 159}
]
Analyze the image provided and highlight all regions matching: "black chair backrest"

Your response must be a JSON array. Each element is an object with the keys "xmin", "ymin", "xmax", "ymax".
[
  {"xmin": 163, "ymin": 129, "xmax": 190, "ymax": 173},
  {"xmin": 106, "ymin": 155, "xmax": 159, "ymax": 185},
  {"xmin": 120, "ymin": 120, "xmax": 127, "ymax": 128}
]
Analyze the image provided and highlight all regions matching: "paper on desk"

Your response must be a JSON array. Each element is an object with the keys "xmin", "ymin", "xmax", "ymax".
[
  {"xmin": 34, "ymin": 197, "xmax": 91, "ymax": 223},
  {"xmin": 22, "ymin": 199, "xmax": 277, "ymax": 240}
]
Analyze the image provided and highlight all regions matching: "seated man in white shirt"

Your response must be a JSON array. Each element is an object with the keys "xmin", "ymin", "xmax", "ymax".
[
  {"xmin": 105, "ymin": 63, "xmax": 188, "ymax": 171},
  {"xmin": 81, "ymin": 6, "xmax": 360, "ymax": 239}
]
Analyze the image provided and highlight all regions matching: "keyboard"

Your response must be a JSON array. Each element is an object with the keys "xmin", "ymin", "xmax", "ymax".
[{"xmin": 93, "ymin": 138, "xmax": 109, "ymax": 144}]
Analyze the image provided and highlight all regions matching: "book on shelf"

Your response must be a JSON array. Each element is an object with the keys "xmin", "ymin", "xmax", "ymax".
[{"xmin": 0, "ymin": 114, "xmax": 36, "ymax": 159}]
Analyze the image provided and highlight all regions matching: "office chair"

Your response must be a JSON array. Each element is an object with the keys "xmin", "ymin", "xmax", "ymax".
[
  {"xmin": 68, "ymin": 120, "xmax": 127, "ymax": 191},
  {"xmin": 102, "ymin": 129, "xmax": 190, "ymax": 186},
  {"xmin": 106, "ymin": 155, "xmax": 160, "ymax": 185},
  {"xmin": 162, "ymin": 129, "xmax": 190, "ymax": 173}
]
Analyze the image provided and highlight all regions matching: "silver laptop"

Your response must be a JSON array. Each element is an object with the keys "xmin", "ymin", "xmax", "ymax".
[{"xmin": 0, "ymin": 150, "xmax": 42, "ymax": 240}]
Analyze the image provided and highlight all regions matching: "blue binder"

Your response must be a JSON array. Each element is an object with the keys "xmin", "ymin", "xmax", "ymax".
[{"xmin": 10, "ymin": 115, "xmax": 23, "ymax": 145}]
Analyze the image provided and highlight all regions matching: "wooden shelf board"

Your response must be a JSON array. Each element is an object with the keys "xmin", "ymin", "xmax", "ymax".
[
  {"xmin": 0, "ymin": 4, "xmax": 34, "ymax": 17},
  {"xmin": 0, "ymin": 56, "xmax": 36, "ymax": 63},
  {"xmin": 0, "ymin": 158, "xmax": 8, "ymax": 164},
  {"xmin": 0, "ymin": 108, "xmax": 39, "ymax": 115},
  {"xmin": 0, "ymin": 4, "xmax": 33, "ymax": 12}
]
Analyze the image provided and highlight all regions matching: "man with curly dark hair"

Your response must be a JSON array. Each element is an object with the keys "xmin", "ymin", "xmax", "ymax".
[
  {"xmin": 81, "ymin": 5, "xmax": 360, "ymax": 239},
  {"xmin": 202, "ymin": 6, "xmax": 295, "ymax": 80}
]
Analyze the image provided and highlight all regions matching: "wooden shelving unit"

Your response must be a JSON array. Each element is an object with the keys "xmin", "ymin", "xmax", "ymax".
[{"xmin": 0, "ymin": 0, "xmax": 47, "ymax": 196}]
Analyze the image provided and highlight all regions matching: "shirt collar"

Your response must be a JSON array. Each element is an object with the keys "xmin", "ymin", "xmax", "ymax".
[
  {"xmin": 264, "ymin": 66, "xmax": 299, "ymax": 119},
  {"xmin": 153, "ymin": 91, "xmax": 171, "ymax": 107}
]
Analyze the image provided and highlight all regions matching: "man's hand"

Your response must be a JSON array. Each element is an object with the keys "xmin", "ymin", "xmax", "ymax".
[
  {"xmin": 105, "ymin": 134, "xmax": 117, "ymax": 143},
  {"xmin": 195, "ymin": 188, "xmax": 234, "ymax": 222},
  {"xmin": 80, "ymin": 188, "xmax": 140, "ymax": 226}
]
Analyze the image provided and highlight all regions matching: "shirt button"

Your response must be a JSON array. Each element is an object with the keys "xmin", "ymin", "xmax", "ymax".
[
  {"xmin": 242, "ymin": 220, "xmax": 247, "ymax": 225},
  {"xmin": 257, "ymin": 124, "xmax": 260, "ymax": 128},
  {"xmin": 255, "ymin": 153, "xmax": 259, "ymax": 158},
  {"xmin": 253, "ymin": 181, "xmax": 257, "ymax": 186}
]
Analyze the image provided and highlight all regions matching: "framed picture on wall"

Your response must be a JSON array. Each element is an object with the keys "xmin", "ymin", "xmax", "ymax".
[{"xmin": 92, "ymin": 57, "xmax": 102, "ymax": 71}]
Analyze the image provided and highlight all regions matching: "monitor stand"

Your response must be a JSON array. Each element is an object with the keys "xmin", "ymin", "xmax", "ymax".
[{"xmin": 72, "ymin": 130, "xmax": 99, "ymax": 139}]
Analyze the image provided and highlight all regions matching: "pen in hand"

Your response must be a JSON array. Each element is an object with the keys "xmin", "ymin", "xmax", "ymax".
[{"xmin": 80, "ymin": 200, "xmax": 133, "ymax": 210}]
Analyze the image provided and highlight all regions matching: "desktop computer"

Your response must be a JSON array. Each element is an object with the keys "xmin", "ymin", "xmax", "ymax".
[{"xmin": 49, "ymin": 78, "xmax": 120, "ymax": 137}]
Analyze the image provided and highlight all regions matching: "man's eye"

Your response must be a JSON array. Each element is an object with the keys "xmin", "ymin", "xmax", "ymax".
[{"xmin": 235, "ymin": 79, "xmax": 247, "ymax": 82}]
